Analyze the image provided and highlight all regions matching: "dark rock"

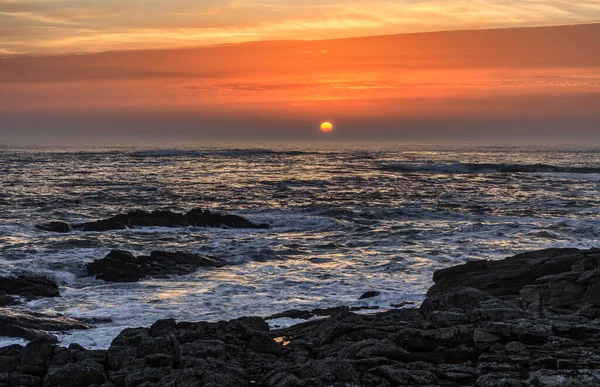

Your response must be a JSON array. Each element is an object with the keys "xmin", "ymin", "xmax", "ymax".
[
  {"xmin": 87, "ymin": 249, "xmax": 227, "ymax": 282},
  {"xmin": 2, "ymin": 247, "xmax": 600, "ymax": 386},
  {"xmin": 359, "ymin": 291, "xmax": 381, "ymax": 300},
  {"xmin": 0, "ymin": 308, "xmax": 90, "ymax": 342},
  {"xmin": 429, "ymin": 248, "xmax": 583, "ymax": 297},
  {"xmin": 9, "ymin": 372, "xmax": 43, "ymax": 386},
  {"xmin": 266, "ymin": 306, "xmax": 350, "ymax": 321},
  {"xmin": 43, "ymin": 359, "xmax": 106, "ymax": 386},
  {"xmin": 299, "ymin": 358, "xmax": 360, "ymax": 384},
  {"xmin": 0, "ymin": 294, "xmax": 20, "ymax": 307},
  {"xmin": 35, "ymin": 222, "xmax": 70, "ymax": 233},
  {"xmin": 248, "ymin": 331, "xmax": 290, "ymax": 356},
  {"xmin": 350, "ymin": 305, "xmax": 380, "ymax": 312},
  {"xmin": 0, "ymin": 276, "xmax": 60, "ymax": 306},
  {"xmin": 39, "ymin": 208, "xmax": 270, "ymax": 233}
]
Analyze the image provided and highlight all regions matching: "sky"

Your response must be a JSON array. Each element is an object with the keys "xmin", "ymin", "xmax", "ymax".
[
  {"xmin": 1, "ymin": 1, "xmax": 600, "ymax": 144},
  {"xmin": 2, "ymin": 0, "xmax": 600, "ymax": 55}
]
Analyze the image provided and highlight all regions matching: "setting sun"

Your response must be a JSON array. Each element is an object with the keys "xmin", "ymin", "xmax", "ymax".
[{"xmin": 320, "ymin": 122, "xmax": 333, "ymax": 133}]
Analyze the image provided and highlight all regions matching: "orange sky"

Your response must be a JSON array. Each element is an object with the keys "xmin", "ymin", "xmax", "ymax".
[{"xmin": 1, "ymin": 23, "xmax": 599, "ymax": 142}]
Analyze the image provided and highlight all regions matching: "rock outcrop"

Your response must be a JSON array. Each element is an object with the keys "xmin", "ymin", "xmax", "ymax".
[
  {"xmin": 87, "ymin": 249, "xmax": 228, "ymax": 282},
  {"xmin": 428, "ymin": 247, "xmax": 600, "ymax": 316},
  {"xmin": 36, "ymin": 208, "xmax": 270, "ymax": 233},
  {"xmin": 0, "ymin": 276, "xmax": 60, "ymax": 307},
  {"xmin": 2, "ymin": 247, "xmax": 600, "ymax": 386}
]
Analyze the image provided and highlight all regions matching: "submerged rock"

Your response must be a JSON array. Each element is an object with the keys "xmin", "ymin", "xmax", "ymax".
[
  {"xmin": 2, "ymin": 247, "xmax": 600, "ymax": 386},
  {"xmin": 35, "ymin": 221, "xmax": 70, "ymax": 233},
  {"xmin": 87, "ymin": 249, "xmax": 228, "ymax": 282},
  {"xmin": 0, "ymin": 276, "xmax": 60, "ymax": 306},
  {"xmin": 359, "ymin": 291, "xmax": 381, "ymax": 300},
  {"xmin": 37, "ymin": 208, "xmax": 270, "ymax": 232}
]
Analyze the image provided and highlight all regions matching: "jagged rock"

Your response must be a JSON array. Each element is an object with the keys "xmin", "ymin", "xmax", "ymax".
[
  {"xmin": 2, "ymin": 248, "xmax": 600, "ymax": 386},
  {"xmin": 0, "ymin": 276, "xmax": 60, "ymax": 306},
  {"xmin": 37, "ymin": 208, "xmax": 269, "ymax": 233},
  {"xmin": 429, "ymin": 248, "xmax": 589, "ymax": 297},
  {"xmin": 87, "ymin": 249, "xmax": 227, "ymax": 282}
]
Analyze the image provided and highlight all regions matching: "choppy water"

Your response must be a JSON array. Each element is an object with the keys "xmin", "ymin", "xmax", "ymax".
[{"xmin": 1, "ymin": 143, "xmax": 600, "ymax": 348}]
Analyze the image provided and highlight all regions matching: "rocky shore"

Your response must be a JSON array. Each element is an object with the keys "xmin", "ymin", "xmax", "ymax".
[{"xmin": 2, "ymin": 247, "xmax": 600, "ymax": 386}]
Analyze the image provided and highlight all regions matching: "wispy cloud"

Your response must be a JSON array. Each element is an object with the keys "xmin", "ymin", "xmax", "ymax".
[{"xmin": 1, "ymin": 0, "xmax": 600, "ymax": 54}]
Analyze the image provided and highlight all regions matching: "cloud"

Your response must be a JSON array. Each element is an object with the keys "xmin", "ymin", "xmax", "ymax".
[{"xmin": 1, "ymin": 0, "xmax": 600, "ymax": 54}]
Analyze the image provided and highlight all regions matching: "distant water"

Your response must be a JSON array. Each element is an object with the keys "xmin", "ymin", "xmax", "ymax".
[{"xmin": 1, "ymin": 143, "xmax": 600, "ymax": 348}]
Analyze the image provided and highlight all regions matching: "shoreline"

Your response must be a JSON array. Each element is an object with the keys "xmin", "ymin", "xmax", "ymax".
[{"xmin": 2, "ymin": 247, "xmax": 600, "ymax": 386}]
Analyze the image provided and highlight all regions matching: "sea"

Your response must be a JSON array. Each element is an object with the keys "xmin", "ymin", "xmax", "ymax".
[{"xmin": 1, "ymin": 142, "xmax": 600, "ymax": 348}]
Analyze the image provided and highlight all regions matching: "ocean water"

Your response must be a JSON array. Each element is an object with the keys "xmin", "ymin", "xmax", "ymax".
[{"xmin": 1, "ymin": 142, "xmax": 600, "ymax": 348}]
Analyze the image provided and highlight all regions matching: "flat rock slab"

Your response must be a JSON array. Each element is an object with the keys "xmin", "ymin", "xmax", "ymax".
[
  {"xmin": 87, "ymin": 249, "xmax": 228, "ymax": 282},
  {"xmin": 36, "ymin": 208, "xmax": 270, "ymax": 233},
  {"xmin": 0, "ymin": 308, "xmax": 91, "ymax": 342}
]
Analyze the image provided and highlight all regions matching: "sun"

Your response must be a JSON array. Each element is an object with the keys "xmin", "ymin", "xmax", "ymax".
[{"xmin": 320, "ymin": 122, "xmax": 333, "ymax": 133}]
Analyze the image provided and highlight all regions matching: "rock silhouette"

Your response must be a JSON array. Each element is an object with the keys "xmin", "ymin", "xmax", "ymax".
[
  {"xmin": 36, "ymin": 208, "xmax": 270, "ymax": 233},
  {"xmin": 87, "ymin": 249, "xmax": 228, "ymax": 282}
]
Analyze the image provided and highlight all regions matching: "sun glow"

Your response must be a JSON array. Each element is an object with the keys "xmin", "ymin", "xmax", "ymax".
[{"xmin": 320, "ymin": 122, "xmax": 333, "ymax": 133}]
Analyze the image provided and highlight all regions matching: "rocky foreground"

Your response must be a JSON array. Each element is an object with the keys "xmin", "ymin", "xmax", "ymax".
[
  {"xmin": 2, "ymin": 247, "xmax": 600, "ymax": 386},
  {"xmin": 36, "ymin": 208, "xmax": 270, "ymax": 233}
]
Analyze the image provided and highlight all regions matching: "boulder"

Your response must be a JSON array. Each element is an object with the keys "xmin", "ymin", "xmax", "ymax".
[
  {"xmin": 87, "ymin": 249, "xmax": 228, "ymax": 282},
  {"xmin": 35, "ymin": 222, "xmax": 70, "ymax": 233}
]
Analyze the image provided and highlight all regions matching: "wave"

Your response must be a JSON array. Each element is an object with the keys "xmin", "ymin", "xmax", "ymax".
[
  {"xmin": 131, "ymin": 148, "xmax": 318, "ymax": 158},
  {"xmin": 131, "ymin": 149, "xmax": 204, "ymax": 157},
  {"xmin": 381, "ymin": 162, "xmax": 600, "ymax": 174}
]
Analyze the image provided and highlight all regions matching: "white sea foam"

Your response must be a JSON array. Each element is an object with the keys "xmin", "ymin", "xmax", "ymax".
[{"xmin": 0, "ymin": 337, "xmax": 27, "ymax": 347}]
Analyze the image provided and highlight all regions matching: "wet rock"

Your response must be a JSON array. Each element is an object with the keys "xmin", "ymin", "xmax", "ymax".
[
  {"xmin": 2, "ymin": 247, "xmax": 600, "ymax": 386},
  {"xmin": 0, "ymin": 309, "xmax": 90, "ymax": 342},
  {"xmin": 0, "ymin": 276, "xmax": 60, "ymax": 306},
  {"xmin": 359, "ymin": 291, "xmax": 381, "ymax": 300},
  {"xmin": 35, "ymin": 222, "xmax": 70, "ymax": 233},
  {"xmin": 39, "ymin": 208, "xmax": 270, "ymax": 233},
  {"xmin": 265, "ymin": 306, "xmax": 351, "ymax": 321},
  {"xmin": 87, "ymin": 249, "xmax": 227, "ymax": 282},
  {"xmin": 429, "ymin": 248, "xmax": 586, "ymax": 298}
]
